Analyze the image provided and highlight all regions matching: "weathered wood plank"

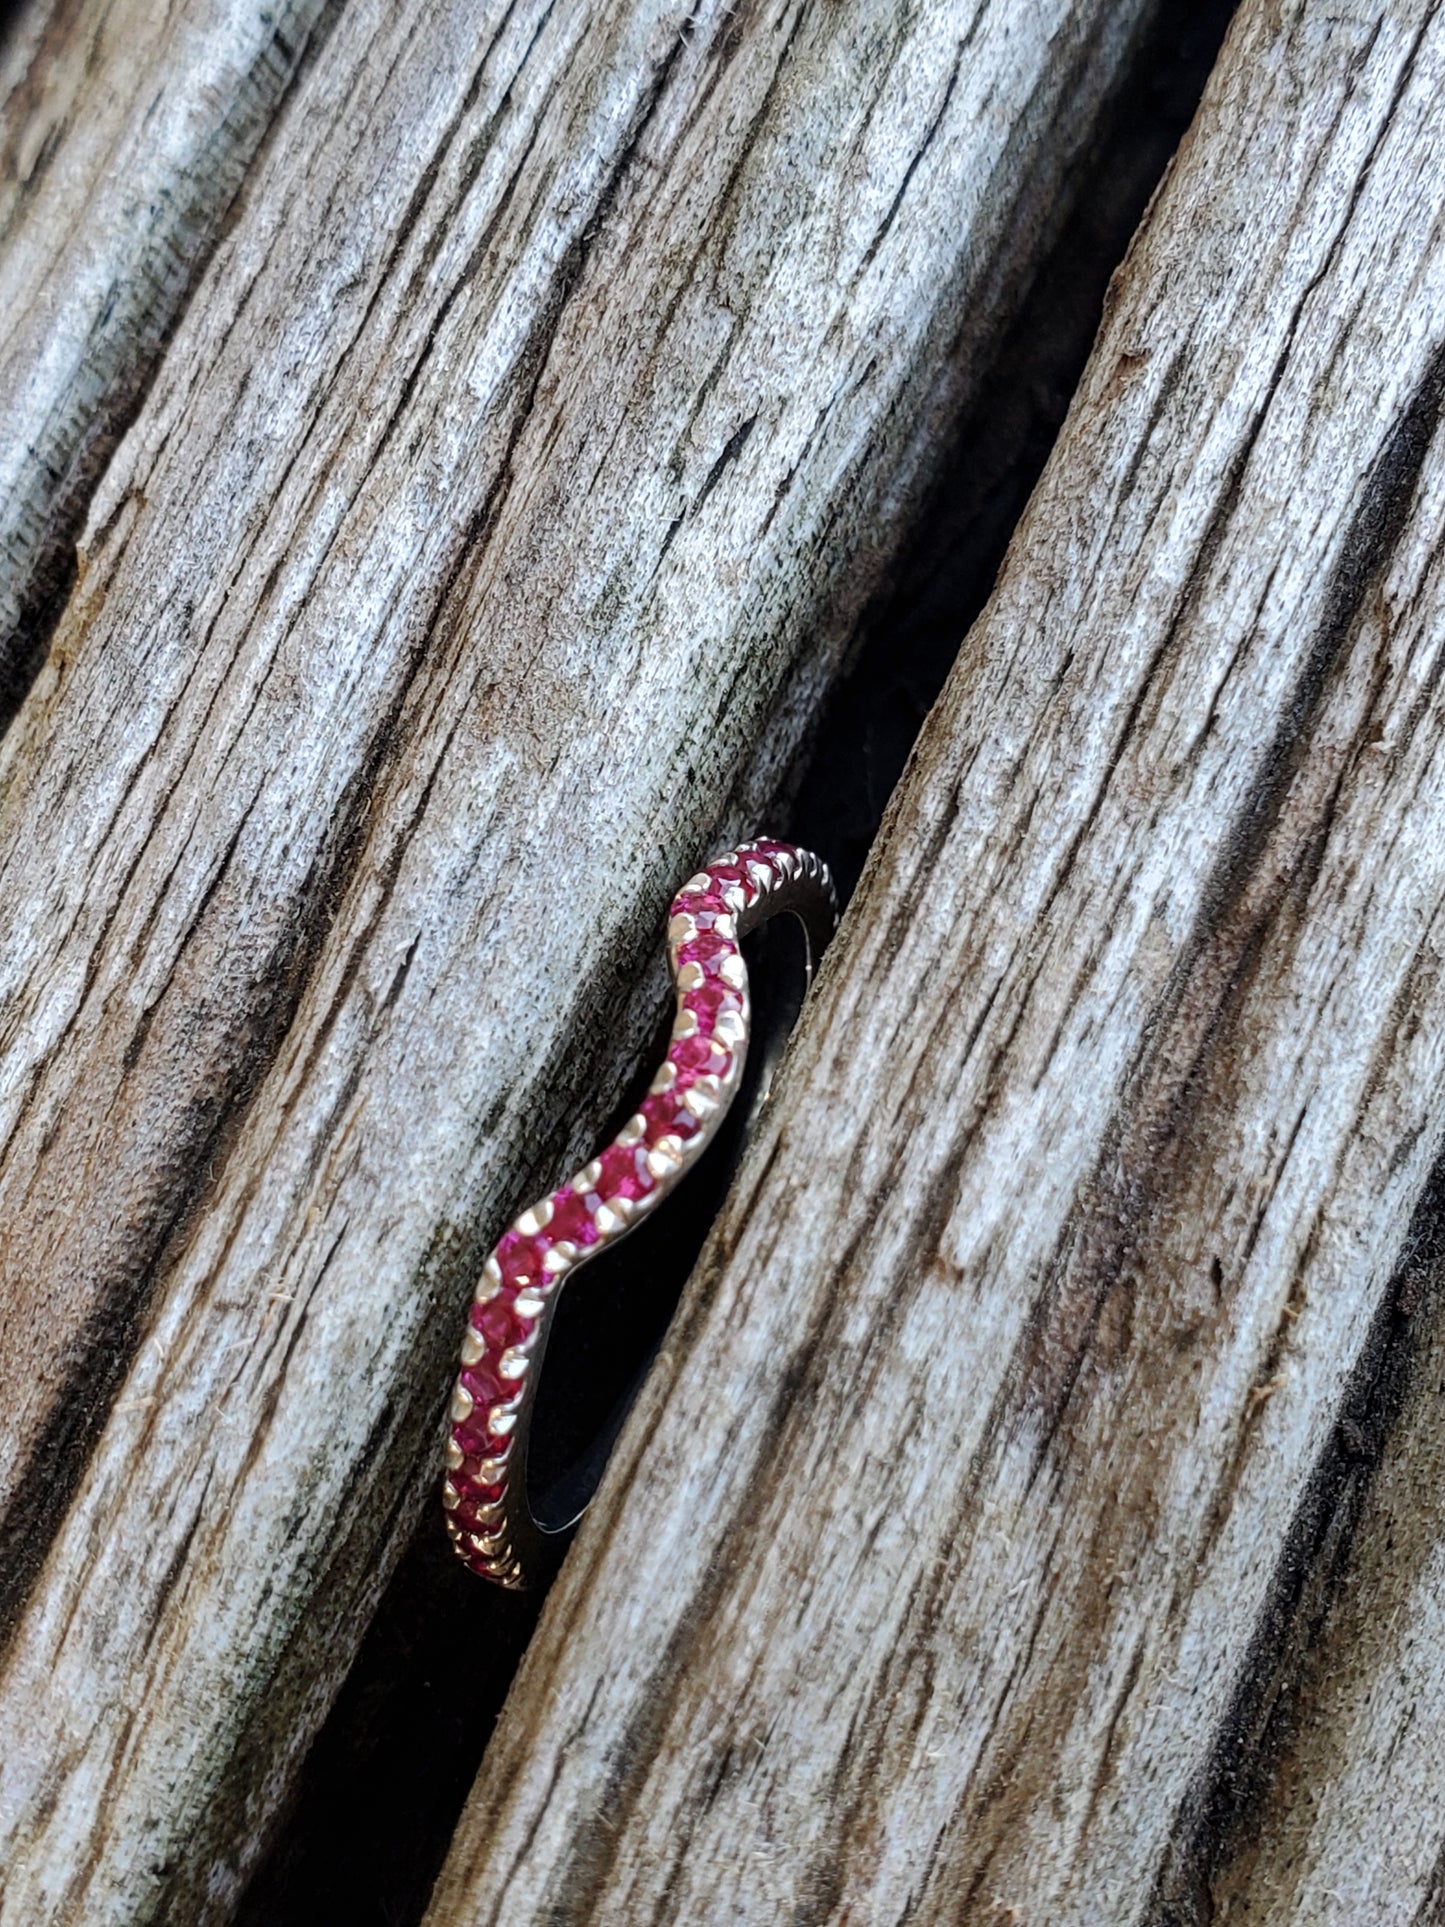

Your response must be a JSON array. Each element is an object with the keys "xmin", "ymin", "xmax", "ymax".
[
  {"xmin": 0, "ymin": 0, "xmax": 333, "ymax": 723},
  {"xmin": 426, "ymin": 3, "xmax": 1445, "ymax": 1920},
  {"xmin": 0, "ymin": 0, "xmax": 1167, "ymax": 1919},
  {"xmin": 1156, "ymin": 1175, "xmax": 1445, "ymax": 1924}
]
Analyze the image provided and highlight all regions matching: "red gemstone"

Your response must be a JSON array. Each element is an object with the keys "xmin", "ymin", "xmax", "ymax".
[
  {"xmin": 494, "ymin": 1228, "xmax": 544, "ymax": 1284},
  {"xmin": 596, "ymin": 1141, "xmax": 655, "ymax": 1202},
  {"xmin": 671, "ymin": 888, "xmax": 728, "ymax": 921},
  {"xmin": 471, "ymin": 1299, "xmax": 530, "ymax": 1354},
  {"xmin": 453, "ymin": 1492, "xmax": 498, "ymax": 1534},
  {"xmin": 457, "ymin": 1477, "xmax": 505, "ymax": 1511},
  {"xmin": 641, "ymin": 1091, "xmax": 701, "ymax": 1142},
  {"xmin": 453, "ymin": 1415, "xmax": 495, "ymax": 1460},
  {"xmin": 707, "ymin": 861, "xmax": 750, "ymax": 891},
  {"xmin": 640, "ymin": 1092, "xmax": 680, "ymax": 1140},
  {"xmin": 677, "ymin": 931, "xmax": 733, "ymax": 967},
  {"xmin": 461, "ymin": 1362, "xmax": 505, "ymax": 1410},
  {"xmin": 670, "ymin": 1034, "xmax": 720, "ymax": 1077},
  {"xmin": 684, "ymin": 982, "xmax": 741, "ymax": 1030},
  {"xmin": 547, "ymin": 1188, "xmax": 599, "ymax": 1247}
]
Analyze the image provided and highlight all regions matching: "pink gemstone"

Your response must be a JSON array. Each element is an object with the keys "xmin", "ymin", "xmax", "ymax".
[
  {"xmin": 671, "ymin": 888, "xmax": 728, "ymax": 921},
  {"xmin": 452, "ymin": 1494, "xmax": 490, "ymax": 1533},
  {"xmin": 670, "ymin": 1035, "xmax": 717, "ymax": 1075},
  {"xmin": 456, "ymin": 1448, "xmax": 502, "ymax": 1485},
  {"xmin": 684, "ymin": 982, "xmax": 742, "ymax": 1030},
  {"xmin": 669, "ymin": 1060, "xmax": 719, "ymax": 1101},
  {"xmin": 677, "ymin": 931, "xmax": 733, "ymax": 967},
  {"xmin": 707, "ymin": 861, "xmax": 751, "ymax": 893},
  {"xmin": 548, "ymin": 1188, "xmax": 599, "ymax": 1247},
  {"xmin": 640, "ymin": 1091, "xmax": 680, "ymax": 1139},
  {"xmin": 641, "ymin": 1091, "xmax": 701, "ymax": 1143},
  {"xmin": 461, "ymin": 1362, "xmax": 505, "ymax": 1410},
  {"xmin": 596, "ymin": 1141, "xmax": 655, "ymax": 1202},
  {"xmin": 471, "ymin": 1299, "xmax": 530, "ymax": 1355},
  {"xmin": 453, "ymin": 1416, "xmax": 495, "ymax": 1460},
  {"xmin": 494, "ymin": 1229, "xmax": 545, "ymax": 1285}
]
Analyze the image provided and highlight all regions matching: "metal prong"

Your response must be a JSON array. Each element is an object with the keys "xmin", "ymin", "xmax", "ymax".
[{"xmin": 645, "ymin": 1139, "xmax": 685, "ymax": 1179}]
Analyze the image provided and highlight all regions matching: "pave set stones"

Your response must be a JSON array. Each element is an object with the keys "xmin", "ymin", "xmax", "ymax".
[{"xmin": 443, "ymin": 839, "xmax": 814, "ymax": 1584}]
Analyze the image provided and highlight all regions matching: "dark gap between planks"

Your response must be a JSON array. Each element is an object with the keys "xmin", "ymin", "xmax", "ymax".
[
  {"xmin": 1150, "ymin": 1152, "xmax": 1445, "ymax": 1922},
  {"xmin": 235, "ymin": 5, "xmax": 1240, "ymax": 1922}
]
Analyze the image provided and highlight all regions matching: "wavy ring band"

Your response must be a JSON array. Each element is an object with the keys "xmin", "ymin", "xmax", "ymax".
[{"xmin": 442, "ymin": 837, "xmax": 836, "ymax": 1589}]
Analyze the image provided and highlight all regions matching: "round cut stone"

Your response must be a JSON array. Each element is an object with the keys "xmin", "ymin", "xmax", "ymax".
[
  {"xmin": 677, "ymin": 930, "xmax": 734, "ymax": 967},
  {"xmin": 596, "ymin": 1141, "xmax": 656, "ymax": 1202},
  {"xmin": 547, "ymin": 1187, "xmax": 599, "ymax": 1247},
  {"xmin": 641, "ymin": 1091, "xmax": 701, "ymax": 1142},
  {"xmin": 673, "ymin": 883, "xmax": 728, "ymax": 913},
  {"xmin": 684, "ymin": 982, "xmax": 742, "ymax": 1031},
  {"xmin": 494, "ymin": 1228, "xmax": 544, "ymax": 1285},
  {"xmin": 471, "ymin": 1299, "xmax": 530, "ymax": 1355},
  {"xmin": 669, "ymin": 1034, "xmax": 718, "ymax": 1075},
  {"xmin": 460, "ymin": 1362, "xmax": 505, "ymax": 1411}
]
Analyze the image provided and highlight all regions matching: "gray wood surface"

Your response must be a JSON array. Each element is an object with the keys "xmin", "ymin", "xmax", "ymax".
[
  {"xmin": 0, "ymin": 0, "xmax": 1167, "ymax": 1918},
  {"xmin": 1159, "ymin": 1188, "xmax": 1445, "ymax": 1922},
  {"xmin": 426, "ymin": 3, "xmax": 1445, "ymax": 1920},
  {"xmin": 0, "ymin": 0, "xmax": 332, "ymax": 720}
]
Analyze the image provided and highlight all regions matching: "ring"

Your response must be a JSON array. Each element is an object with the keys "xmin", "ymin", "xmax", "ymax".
[{"xmin": 442, "ymin": 838, "xmax": 837, "ymax": 1588}]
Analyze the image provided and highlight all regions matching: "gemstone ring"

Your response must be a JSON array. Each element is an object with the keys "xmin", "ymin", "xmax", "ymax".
[{"xmin": 442, "ymin": 838, "xmax": 837, "ymax": 1589}]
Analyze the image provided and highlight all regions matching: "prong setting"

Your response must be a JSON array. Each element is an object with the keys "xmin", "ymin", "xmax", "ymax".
[{"xmin": 443, "ymin": 836, "xmax": 836, "ymax": 1586}]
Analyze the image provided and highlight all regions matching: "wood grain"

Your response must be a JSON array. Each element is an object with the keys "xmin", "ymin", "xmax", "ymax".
[
  {"xmin": 0, "ymin": 0, "xmax": 1165, "ymax": 1918},
  {"xmin": 427, "ymin": 3, "xmax": 1445, "ymax": 1920},
  {"xmin": 0, "ymin": 0, "xmax": 333, "ymax": 722},
  {"xmin": 1156, "ymin": 1167, "xmax": 1445, "ymax": 1924}
]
